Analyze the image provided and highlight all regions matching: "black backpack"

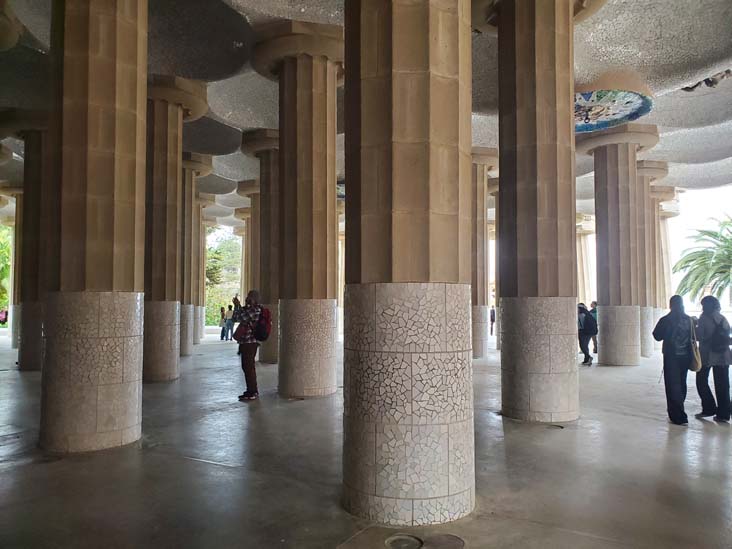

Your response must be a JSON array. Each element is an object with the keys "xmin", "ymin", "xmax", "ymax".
[
  {"xmin": 710, "ymin": 320, "xmax": 730, "ymax": 353},
  {"xmin": 583, "ymin": 312, "xmax": 598, "ymax": 336},
  {"xmin": 670, "ymin": 317, "xmax": 692, "ymax": 357}
]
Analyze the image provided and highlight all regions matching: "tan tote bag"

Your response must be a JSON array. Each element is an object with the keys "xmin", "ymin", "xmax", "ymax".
[{"xmin": 690, "ymin": 318, "xmax": 703, "ymax": 372}]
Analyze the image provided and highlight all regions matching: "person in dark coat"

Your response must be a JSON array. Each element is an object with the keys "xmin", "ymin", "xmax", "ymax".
[
  {"xmin": 578, "ymin": 303, "xmax": 597, "ymax": 366},
  {"xmin": 653, "ymin": 295, "xmax": 694, "ymax": 425},
  {"xmin": 694, "ymin": 295, "xmax": 732, "ymax": 422},
  {"xmin": 490, "ymin": 305, "xmax": 496, "ymax": 335}
]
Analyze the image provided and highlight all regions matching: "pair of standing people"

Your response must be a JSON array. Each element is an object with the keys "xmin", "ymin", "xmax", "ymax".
[{"xmin": 653, "ymin": 295, "xmax": 731, "ymax": 425}]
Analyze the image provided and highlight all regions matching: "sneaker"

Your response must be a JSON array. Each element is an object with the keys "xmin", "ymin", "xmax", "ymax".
[
  {"xmin": 242, "ymin": 392, "xmax": 259, "ymax": 401},
  {"xmin": 587, "ymin": 357, "xmax": 593, "ymax": 366},
  {"xmin": 238, "ymin": 392, "xmax": 249, "ymax": 401},
  {"xmin": 695, "ymin": 412, "xmax": 716, "ymax": 419},
  {"xmin": 713, "ymin": 416, "xmax": 730, "ymax": 423}
]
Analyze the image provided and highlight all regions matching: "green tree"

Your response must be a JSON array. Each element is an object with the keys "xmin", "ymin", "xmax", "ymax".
[
  {"xmin": 674, "ymin": 217, "xmax": 732, "ymax": 301},
  {"xmin": 206, "ymin": 247, "xmax": 224, "ymax": 288},
  {"xmin": 204, "ymin": 229, "xmax": 242, "ymax": 325}
]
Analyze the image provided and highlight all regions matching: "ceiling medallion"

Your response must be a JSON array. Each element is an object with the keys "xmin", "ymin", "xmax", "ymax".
[{"xmin": 574, "ymin": 89, "xmax": 653, "ymax": 133}]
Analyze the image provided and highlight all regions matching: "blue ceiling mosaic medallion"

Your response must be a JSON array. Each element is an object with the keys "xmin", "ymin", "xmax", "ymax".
[{"xmin": 574, "ymin": 89, "xmax": 653, "ymax": 133}]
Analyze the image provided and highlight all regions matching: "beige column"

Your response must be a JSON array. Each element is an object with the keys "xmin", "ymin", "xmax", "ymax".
[
  {"xmin": 576, "ymin": 226, "xmax": 592, "ymax": 306},
  {"xmin": 40, "ymin": 0, "xmax": 147, "ymax": 453},
  {"xmin": 496, "ymin": 0, "xmax": 578, "ymax": 422},
  {"xmin": 472, "ymin": 148, "xmax": 498, "ymax": 358},
  {"xmin": 254, "ymin": 21, "xmax": 340, "ymax": 398},
  {"xmin": 18, "ymin": 130, "xmax": 45, "ymax": 370},
  {"xmin": 197, "ymin": 206, "xmax": 207, "ymax": 337},
  {"xmin": 650, "ymin": 185, "xmax": 677, "ymax": 311},
  {"xmin": 343, "ymin": 0, "xmax": 474, "ymax": 525},
  {"xmin": 487, "ymin": 179, "xmax": 500, "ymax": 350},
  {"xmin": 235, "ymin": 208, "xmax": 252, "ymax": 294},
  {"xmin": 637, "ymin": 161, "xmax": 668, "ymax": 356},
  {"xmin": 243, "ymin": 129, "xmax": 280, "ymax": 362},
  {"xmin": 577, "ymin": 123, "xmax": 658, "ymax": 367},
  {"xmin": 143, "ymin": 76, "xmax": 206, "ymax": 378},
  {"xmin": 237, "ymin": 180, "xmax": 260, "ymax": 292}
]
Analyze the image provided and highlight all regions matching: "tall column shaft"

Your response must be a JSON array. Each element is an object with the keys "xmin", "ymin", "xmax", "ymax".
[
  {"xmin": 471, "ymin": 157, "xmax": 493, "ymax": 358},
  {"xmin": 636, "ymin": 174, "xmax": 653, "ymax": 357},
  {"xmin": 258, "ymin": 24, "xmax": 340, "ymax": 398},
  {"xmin": 19, "ymin": 131, "xmax": 45, "ymax": 370},
  {"xmin": 192, "ymin": 200, "xmax": 202, "ymax": 344},
  {"xmin": 343, "ymin": 0, "xmax": 474, "ymax": 525},
  {"xmin": 249, "ymin": 192, "xmax": 261, "ymax": 291},
  {"xmin": 181, "ymin": 167, "xmax": 195, "ymax": 351},
  {"xmin": 594, "ymin": 143, "xmax": 640, "ymax": 366},
  {"xmin": 489, "ymin": 184, "xmax": 501, "ymax": 350},
  {"xmin": 40, "ymin": 0, "xmax": 148, "ymax": 453},
  {"xmin": 143, "ymin": 92, "xmax": 183, "ymax": 380},
  {"xmin": 10, "ymin": 193, "xmax": 21, "ymax": 349},
  {"xmin": 659, "ymin": 216, "xmax": 672, "ymax": 306},
  {"xmin": 498, "ymin": 0, "xmax": 578, "ymax": 422},
  {"xmin": 650, "ymin": 197, "xmax": 662, "ymax": 349},
  {"xmin": 576, "ymin": 232, "xmax": 592, "ymax": 305}
]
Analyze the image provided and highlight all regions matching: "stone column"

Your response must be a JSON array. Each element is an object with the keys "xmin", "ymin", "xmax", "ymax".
[
  {"xmin": 343, "ymin": 0, "xmax": 474, "ymax": 525},
  {"xmin": 576, "ymin": 229, "xmax": 592, "ymax": 306},
  {"xmin": 197, "ymin": 210, "xmax": 207, "ymax": 338},
  {"xmin": 243, "ymin": 129, "xmax": 280, "ymax": 363},
  {"xmin": 487, "ymin": 179, "xmax": 500, "ymax": 350},
  {"xmin": 144, "ymin": 76, "xmax": 206, "ymax": 378},
  {"xmin": 253, "ymin": 21, "xmax": 341, "ymax": 398},
  {"xmin": 10, "ymin": 191, "xmax": 21, "ymax": 350},
  {"xmin": 238, "ymin": 180, "xmax": 260, "ymax": 292},
  {"xmin": 18, "ymin": 130, "xmax": 45, "ymax": 371},
  {"xmin": 577, "ymin": 123, "xmax": 658, "ymax": 367},
  {"xmin": 40, "ymin": 0, "xmax": 147, "ymax": 453},
  {"xmin": 496, "ymin": 0, "xmax": 578, "ymax": 422},
  {"xmin": 471, "ymin": 148, "xmax": 498, "ymax": 358},
  {"xmin": 637, "ymin": 161, "xmax": 667, "ymax": 357},
  {"xmin": 234, "ymin": 209, "xmax": 251, "ymax": 294}
]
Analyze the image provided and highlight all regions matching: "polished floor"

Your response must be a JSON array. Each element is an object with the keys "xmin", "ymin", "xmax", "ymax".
[{"xmin": 1, "ymin": 330, "xmax": 731, "ymax": 548}]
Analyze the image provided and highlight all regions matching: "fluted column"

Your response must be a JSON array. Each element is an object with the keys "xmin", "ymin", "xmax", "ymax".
[
  {"xmin": 254, "ymin": 21, "xmax": 340, "ymax": 398},
  {"xmin": 237, "ymin": 180, "xmax": 261, "ymax": 293},
  {"xmin": 343, "ymin": 0, "xmax": 474, "ymax": 525},
  {"xmin": 487, "ymin": 179, "xmax": 500, "ymax": 350},
  {"xmin": 143, "ymin": 77, "xmax": 206, "ymax": 378},
  {"xmin": 576, "ymin": 230, "xmax": 592, "ymax": 306},
  {"xmin": 497, "ymin": 0, "xmax": 578, "ymax": 422},
  {"xmin": 40, "ymin": 0, "xmax": 148, "ymax": 453},
  {"xmin": 577, "ymin": 123, "xmax": 658, "ymax": 367},
  {"xmin": 243, "ymin": 129, "xmax": 280, "ymax": 362},
  {"xmin": 472, "ymin": 148, "xmax": 498, "ymax": 358}
]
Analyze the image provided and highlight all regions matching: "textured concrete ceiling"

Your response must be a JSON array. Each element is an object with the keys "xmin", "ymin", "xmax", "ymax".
[{"xmin": 2, "ymin": 0, "xmax": 731, "ymax": 224}]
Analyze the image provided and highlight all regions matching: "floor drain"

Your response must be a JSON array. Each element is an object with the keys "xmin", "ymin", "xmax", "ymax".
[
  {"xmin": 385, "ymin": 534, "xmax": 423, "ymax": 549},
  {"xmin": 423, "ymin": 534, "xmax": 466, "ymax": 548}
]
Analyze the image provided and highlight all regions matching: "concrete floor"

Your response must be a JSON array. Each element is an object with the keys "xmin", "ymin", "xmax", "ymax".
[{"xmin": 1, "ymin": 333, "xmax": 731, "ymax": 548}]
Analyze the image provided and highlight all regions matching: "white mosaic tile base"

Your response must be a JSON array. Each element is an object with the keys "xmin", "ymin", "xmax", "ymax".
[
  {"xmin": 500, "ymin": 296, "xmax": 579, "ymax": 422},
  {"xmin": 472, "ymin": 305, "xmax": 489, "ymax": 358},
  {"xmin": 598, "ymin": 305, "xmax": 640, "ymax": 366},
  {"xmin": 343, "ymin": 282, "xmax": 475, "ymax": 526},
  {"xmin": 279, "ymin": 299, "xmax": 337, "ymax": 397},
  {"xmin": 179, "ymin": 304, "xmax": 194, "ymax": 357},
  {"xmin": 640, "ymin": 306, "xmax": 654, "ymax": 358},
  {"xmin": 40, "ymin": 291, "xmax": 143, "ymax": 453},
  {"xmin": 143, "ymin": 300, "xmax": 180, "ymax": 382}
]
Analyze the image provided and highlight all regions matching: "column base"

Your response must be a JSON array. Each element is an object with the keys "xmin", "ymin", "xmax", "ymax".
[
  {"xmin": 653, "ymin": 308, "xmax": 663, "ymax": 350},
  {"xmin": 472, "ymin": 305, "xmax": 490, "ymax": 358},
  {"xmin": 598, "ymin": 305, "xmax": 641, "ymax": 366},
  {"xmin": 343, "ymin": 282, "xmax": 475, "ymax": 526},
  {"xmin": 640, "ymin": 306, "xmax": 654, "ymax": 358},
  {"xmin": 279, "ymin": 299, "xmax": 336, "ymax": 397},
  {"xmin": 10, "ymin": 303, "xmax": 20, "ymax": 349},
  {"xmin": 143, "ymin": 301, "xmax": 180, "ymax": 382},
  {"xmin": 199, "ymin": 306, "xmax": 206, "ymax": 341},
  {"xmin": 40, "ymin": 291, "xmax": 143, "ymax": 453},
  {"xmin": 180, "ymin": 304, "xmax": 194, "ymax": 357},
  {"xmin": 258, "ymin": 304, "xmax": 279, "ymax": 364},
  {"xmin": 19, "ymin": 300, "xmax": 44, "ymax": 371},
  {"xmin": 192, "ymin": 305, "xmax": 202, "ymax": 345},
  {"xmin": 500, "ymin": 297, "xmax": 579, "ymax": 422}
]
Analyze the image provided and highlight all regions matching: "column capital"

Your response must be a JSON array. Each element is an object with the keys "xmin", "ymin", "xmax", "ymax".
[
  {"xmin": 0, "ymin": 143, "xmax": 11, "ymax": 166},
  {"xmin": 576, "ymin": 213, "xmax": 594, "ymax": 234},
  {"xmin": 486, "ymin": 177, "xmax": 499, "ymax": 196},
  {"xmin": 472, "ymin": 147, "xmax": 499, "ymax": 169},
  {"xmin": 636, "ymin": 160, "xmax": 668, "ymax": 181},
  {"xmin": 472, "ymin": 0, "xmax": 608, "ymax": 35},
  {"xmin": 649, "ymin": 184, "xmax": 676, "ymax": 202},
  {"xmin": 252, "ymin": 20, "xmax": 344, "ymax": 82},
  {"xmin": 148, "ymin": 75, "xmax": 208, "ymax": 122},
  {"xmin": 196, "ymin": 192, "xmax": 216, "ymax": 206},
  {"xmin": 237, "ymin": 179, "xmax": 260, "ymax": 196},
  {"xmin": 241, "ymin": 128, "xmax": 279, "ymax": 156},
  {"xmin": 576, "ymin": 123, "xmax": 659, "ymax": 155},
  {"xmin": 234, "ymin": 207, "xmax": 251, "ymax": 220},
  {"xmin": 0, "ymin": 183, "xmax": 23, "ymax": 197},
  {"xmin": 183, "ymin": 152, "xmax": 213, "ymax": 177},
  {"xmin": 0, "ymin": 109, "xmax": 48, "ymax": 140},
  {"xmin": 233, "ymin": 226, "xmax": 246, "ymax": 237}
]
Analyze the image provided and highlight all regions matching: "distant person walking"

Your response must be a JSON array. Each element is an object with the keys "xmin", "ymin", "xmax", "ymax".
[
  {"xmin": 233, "ymin": 290, "xmax": 263, "ymax": 401},
  {"xmin": 578, "ymin": 303, "xmax": 597, "ymax": 365},
  {"xmin": 490, "ymin": 305, "xmax": 496, "ymax": 335},
  {"xmin": 590, "ymin": 301, "xmax": 598, "ymax": 354},
  {"xmin": 225, "ymin": 305, "xmax": 235, "ymax": 341},
  {"xmin": 219, "ymin": 306, "xmax": 227, "ymax": 341},
  {"xmin": 653, "ymin": 295, "xmax": 694, "ymax": 425},
  {"xmin": 694, "ymin": 295, "xmax": 731, "ymax": 422}
]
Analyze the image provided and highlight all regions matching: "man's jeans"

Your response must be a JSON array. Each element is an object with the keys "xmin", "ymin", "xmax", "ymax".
[{"xmin": 225, "ymin": 319, "xmax": 234, "ymax": 340}]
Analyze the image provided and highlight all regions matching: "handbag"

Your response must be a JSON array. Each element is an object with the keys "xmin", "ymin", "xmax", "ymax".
[{"xmin": 690, "ymin": 318, "xmax": 703, "ymax": 372}]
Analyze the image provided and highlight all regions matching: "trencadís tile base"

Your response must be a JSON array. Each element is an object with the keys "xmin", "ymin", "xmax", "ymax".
[
  {"xmin": 40, "ymin": 291, "xmax": 143, "ymax": 453},
  {"xmin": 278, "ymin": 299, "xmax": 337, "ymax": 397},
  {"xmin": 180, "ymin": 304, "xmax": 194, "ymax": 357},
  {"xmin": 343, "ymin": 282, "xmax": 475, "ymax": 526},
  {"xmin": 500, "ymin": 296, "xmax": 579, "ymax": 422},
  {"xmin": 143, "ymin": 300, "xmax": 181, "ymax": 382},
  {"xmin": 598, "ymin": 305, "xmax": 641, "ymax": 366},
  {"xmin": 193, "ymin": 305, "xmax": 202, "ymax": 345},
  {"xmin": 472, "ymin": 305, "xmax": 489, "ymax": 358},
  {"xmin": 640, "ymin": 306, "xmax": 654, "ymax": 358}
]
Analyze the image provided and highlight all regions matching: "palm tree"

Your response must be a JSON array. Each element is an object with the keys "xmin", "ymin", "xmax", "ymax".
[{"xmin": 674, "ymin": 218, "xmax": 732, "ymax": 301}]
